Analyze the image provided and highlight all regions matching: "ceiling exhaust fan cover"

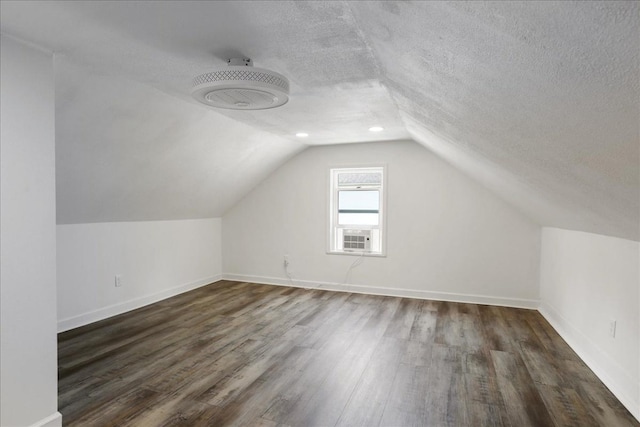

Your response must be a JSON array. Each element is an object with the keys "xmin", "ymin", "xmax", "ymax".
[{"xmin": 192, "ymin": 58, "xmax": 289, "ymax": 110}]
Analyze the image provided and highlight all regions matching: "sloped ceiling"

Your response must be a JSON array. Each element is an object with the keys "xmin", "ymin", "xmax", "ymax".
[{"xmin": 1, "ymin": 1, "xmax": 638, "ymax": 239}]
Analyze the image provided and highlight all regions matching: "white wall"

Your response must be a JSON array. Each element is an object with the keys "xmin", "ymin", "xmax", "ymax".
[
  {"xmin": 0, "ymin": 36, "xmax": 61, "ymax": 427},
  {"xmin": 539, "ymin": 227, "xmax": 639, "ymax": 420},
  {"xmin": 57, "ymin": 218, "xmax": 222, "ymax": 331},
  {"xmin": 223, "ymin": 140, "xmax": 541, "ymax": 307}
]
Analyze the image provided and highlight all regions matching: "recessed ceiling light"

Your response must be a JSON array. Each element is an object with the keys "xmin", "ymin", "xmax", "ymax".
[
  {"xmin": 369, "ymin": 126, "xmax": 384, "ymax": 132},
  {"xmin": 296, "ymin": 132, "xmax": 309, "ymax": 138}
]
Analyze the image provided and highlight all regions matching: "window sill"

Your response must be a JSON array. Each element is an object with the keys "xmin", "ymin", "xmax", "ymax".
[{"xmin": 327, "ymin": 250, "xmax": 387, "ymax": 258}]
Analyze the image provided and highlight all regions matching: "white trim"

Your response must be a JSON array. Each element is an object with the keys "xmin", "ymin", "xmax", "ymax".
[
  {"xmin": 222, "ymin": 273, "xmax": 539, "ymax": 309},
  {"xmin": 29, "ymin": 412, "xmax": 62, "ymax": 427},
  {"xmin": 57, "ymin": 275, "xmax": 222, "ymax": 332},
  {"xmin": 539, "ymin": 301, "xmax": 640, "ymax": 422}
]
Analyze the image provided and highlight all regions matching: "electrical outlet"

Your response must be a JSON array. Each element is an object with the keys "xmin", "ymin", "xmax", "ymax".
[
  {"xmin": 115, "ymin": 275, "xmax": 123, "ymax": 287},
  {"xmin": 609, "ymin": 319, "xmax": 616, "ymax": 338},
  {"xmin": 283, "ymin": 255, "xmax": 289, "ymax": 268}
]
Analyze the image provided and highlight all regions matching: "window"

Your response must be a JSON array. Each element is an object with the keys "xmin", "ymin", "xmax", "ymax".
[{"xmin": 328, "ymin": 166, "xmax": 385, "ymax": 255}]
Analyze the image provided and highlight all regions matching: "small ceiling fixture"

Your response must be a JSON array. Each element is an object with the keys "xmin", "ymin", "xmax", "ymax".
[
  {"xmin": 369, "ymin": 126, "xmax": 384, "ymax": 132},
  {"xmin": 192, "ymin": 58, "xmax": 289, "ymax": 110},
  {"xmin": 295, "ymin": 132, "xmax": 309, "ymax": 138}
]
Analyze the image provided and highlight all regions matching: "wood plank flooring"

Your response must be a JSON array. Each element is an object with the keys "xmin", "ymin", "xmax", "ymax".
[{"xmin": 59, "ymin": 280, "xmax": 638, "ymax": 426}]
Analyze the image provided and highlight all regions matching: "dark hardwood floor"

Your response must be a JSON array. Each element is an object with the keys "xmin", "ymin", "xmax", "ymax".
[{"xmin": 58, "ymin": 280, "xmax": 638, "ymax": 426}]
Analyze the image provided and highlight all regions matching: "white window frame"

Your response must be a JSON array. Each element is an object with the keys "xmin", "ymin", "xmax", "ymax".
[{"xmin": 327, "ymin": 165, "xmax": 387, "ymax": 257}]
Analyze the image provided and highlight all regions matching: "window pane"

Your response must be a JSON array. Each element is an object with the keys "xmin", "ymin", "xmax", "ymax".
[
  {"xmin": 338, "ymin": 190, "xmax": 379, "ymax": 211},
  {"xmin": 338, "ymin": 172, "xmax": 381, "ymax": 186},
  {"xmin": 338, "ymin": 191, "xmax": 379, "ymax": 225},
  {"xmin": 338, "ymin": 213, "xmax": 379, "ymax": 225}
]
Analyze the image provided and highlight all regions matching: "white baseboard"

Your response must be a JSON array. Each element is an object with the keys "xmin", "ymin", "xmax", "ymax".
[
  {"xmin": 29, "ymin": 412, "xmax": 62, "ymax": 427},
  {"xmin": 222, "ymin": 273, "xmax": 539, "ymax": 309},
  {"xmin": 57, "ymin": 275, "xmax": 222, "ymax": 332},
  {"xmin": 539, "ymin": 301, "xmax": 640, "ymax": 422}
]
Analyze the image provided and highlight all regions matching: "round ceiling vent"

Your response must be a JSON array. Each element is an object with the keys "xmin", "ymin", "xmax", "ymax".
[{"xmin": 192, "ymin": 58, "xmax": 289, "ymax": 110}]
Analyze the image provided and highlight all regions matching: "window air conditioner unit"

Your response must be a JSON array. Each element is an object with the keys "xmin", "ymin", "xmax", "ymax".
[{"xmin": 343, "ymin": 229, "xmax": 371, "ymax": 252}]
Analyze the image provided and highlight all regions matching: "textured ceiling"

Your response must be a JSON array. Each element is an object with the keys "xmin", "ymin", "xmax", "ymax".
[
  {"xmin": 54, "ymin": 60, "xmax": 304, "ymax": 223},
  {"xmin": 1, "ymin": 1, "xmax": 638, "ymax": 239}
]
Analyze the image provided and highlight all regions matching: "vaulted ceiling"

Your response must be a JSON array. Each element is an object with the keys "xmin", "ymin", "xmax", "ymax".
[{"xmin": 1, "ymin": 1, "xmax": 638, "ymax": 240}]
